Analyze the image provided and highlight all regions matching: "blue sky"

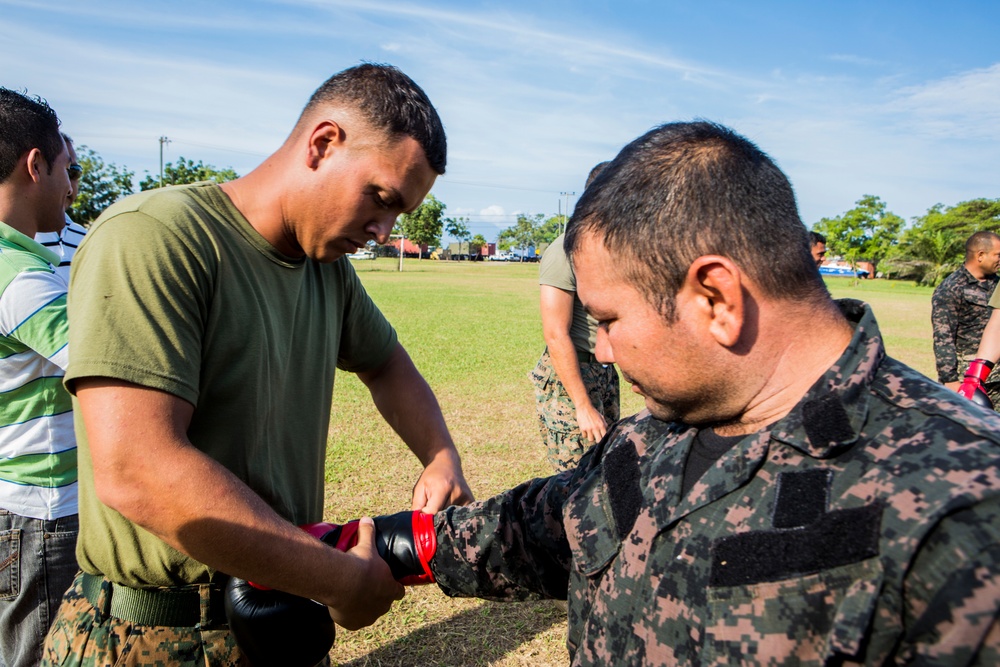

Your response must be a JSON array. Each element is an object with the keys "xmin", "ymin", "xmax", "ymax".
[{"xmin": 4, "ymin": 0, "xmax": 999, "ymax": 243}]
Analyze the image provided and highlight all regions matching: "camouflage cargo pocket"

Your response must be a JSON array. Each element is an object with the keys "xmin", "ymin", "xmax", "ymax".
[{"xmin": 703, "ymin": 557, "xmax": 884, "ymax": 665}]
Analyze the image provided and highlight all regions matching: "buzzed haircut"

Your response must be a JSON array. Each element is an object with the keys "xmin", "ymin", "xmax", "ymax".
[
  {"xmin": 965, "ymin": 231, "xmax": 1000, "ymax": 261},
  {"xmin": 301, "ymin": 63, "xmax": 447, "ymax": 175},
  {"xmin": 0, "ymin": 88, "xmax": 63, "ymax": 183},
  {"xmin": 809, "ymin": 231, "xmax": 826, "ymax": 246},
  {"xmin": 566, "ymin": 121, "xmax": 826, "ymax": 320}
]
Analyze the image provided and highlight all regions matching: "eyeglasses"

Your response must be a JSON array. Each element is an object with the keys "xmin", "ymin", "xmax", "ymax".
[{"xmin": 68, "ymin": 164, "xmax": 83, "ymax": 181}]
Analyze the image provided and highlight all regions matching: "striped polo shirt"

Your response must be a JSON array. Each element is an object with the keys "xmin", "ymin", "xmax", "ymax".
[
  {"xmin": 0, "ymin": 220, "xmax": 76, "ymax": 520},
  {"xmin": 35, "ymin": 213, "xmax": 87, "ymax": 284}
]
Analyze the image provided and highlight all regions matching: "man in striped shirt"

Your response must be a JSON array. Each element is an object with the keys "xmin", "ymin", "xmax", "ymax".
[
  {"xmin": 34, "ymin": 133, "xmax": 86, "ymax": 284},
  {"xmin": 0, "ymin": 88, "xmax": 78, "ymax": 667}
]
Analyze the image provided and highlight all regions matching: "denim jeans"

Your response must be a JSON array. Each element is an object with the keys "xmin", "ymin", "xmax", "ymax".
[{"xmin": 0, "ymin": 510, "xmax": 78, "ymax": 667}]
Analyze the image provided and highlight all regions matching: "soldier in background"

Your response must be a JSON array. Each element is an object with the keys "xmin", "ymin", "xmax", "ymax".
[
  {"xmin": 808, "ymin": 229, "xmax": 827, "ymax": 268},
  {"xmin": 530, "ymin": 161, "xmax": 619, "ymax": 472},
  {"xmin": 931, "ymin": 230, "xmax": 1000, "ymax": 407},
  {"xmin": 35, "ymin": 133, "xmax": 87, "ymax": 283},
  {"xmin": 426, "ymin": 122, "xmax": 1000, "ymax": 664}
]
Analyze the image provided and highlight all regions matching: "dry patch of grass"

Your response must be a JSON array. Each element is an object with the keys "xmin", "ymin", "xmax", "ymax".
[{"xmin": 324, "ymin": 262, "xmax": 932, "ymax": 665}]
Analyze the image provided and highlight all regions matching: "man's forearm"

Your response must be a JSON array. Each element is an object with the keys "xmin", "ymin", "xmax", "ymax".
[
  {"xmin": 544, "ymin": 333, "xmax": 594, "ymax": 412},
  {"xmin": 357, "ymin": 344, "xmax": 472, "ymax": 510},
  {"xmin": 359, "ymin": 344, "xmax": 457, "ymax": 465},
  {"xmin": 975, "ymin": 309, "xmax": 1000, "ymax": 365}
]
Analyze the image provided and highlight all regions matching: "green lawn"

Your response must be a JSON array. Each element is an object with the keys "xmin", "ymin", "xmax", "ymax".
[{"xmin": 326, "ymin": 260, "xmax": 939, "ymax": 666}]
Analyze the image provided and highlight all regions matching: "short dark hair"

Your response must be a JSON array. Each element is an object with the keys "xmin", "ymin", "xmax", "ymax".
[
  {"xmin": 966, "ymin": 231, "xmax": 1000, "ymax": 261},
  {"xmin": 586, "ymin": 161, "xmax": 610, "ymax": 188},
  {"xmin": 301, "ymin": 63, "xmax": 447, "ymax": 175},
  {"xmin": 809, "ymin": 231, "xmax": 826, "ymax": 246},
  {"xmin": 0, "ymin": 88, "xmax": 63, "ymax": 183},
  {"xmin": 566, "ymin": 121, "xmax": 826, "ymax": 320}
]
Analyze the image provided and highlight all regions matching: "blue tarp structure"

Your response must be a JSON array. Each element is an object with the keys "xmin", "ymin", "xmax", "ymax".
[{"xmin": 819, "ymin": 265, "xmax": 870, "ymax": 278}]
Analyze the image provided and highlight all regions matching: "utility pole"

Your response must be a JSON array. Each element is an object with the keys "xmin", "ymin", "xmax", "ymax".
[
  {"xmin": 559, "ymin": 191, "xmax": 576, "ymax": 234},
  {"xmin": 158, "ymin": 136, "xmax": 171, "ymax": 188}
]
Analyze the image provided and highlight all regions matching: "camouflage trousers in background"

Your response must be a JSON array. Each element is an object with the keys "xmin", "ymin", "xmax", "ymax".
[{"xmin": 530, "ymin": 350, "xmax": 620, "ymax": 472}]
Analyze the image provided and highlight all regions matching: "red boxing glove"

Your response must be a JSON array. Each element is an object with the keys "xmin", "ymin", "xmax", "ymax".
[
  {"xmin": 958, "ymin": 358, "xmax": 995, "ymax": 410},
  {"xmin": 313, "ymin": 511, "xmax": 437, "ymax": 586}
]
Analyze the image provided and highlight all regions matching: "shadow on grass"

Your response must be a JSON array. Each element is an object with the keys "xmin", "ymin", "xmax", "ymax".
[{"xmin": 336, "ymin": 599, "xmax": 567, "ymax": 667}]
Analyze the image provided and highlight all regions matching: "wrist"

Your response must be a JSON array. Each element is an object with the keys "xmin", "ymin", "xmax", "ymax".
[{"xmin": 965, "ymin": 359, "xmax": 995, "ymax": 382}]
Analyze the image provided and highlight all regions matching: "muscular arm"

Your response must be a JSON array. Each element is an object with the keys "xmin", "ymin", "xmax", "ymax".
[
  {"xmin": 76, "ymin": 377, "xmax": 403, "ymax": 630},
  {"xmin": 356, "ymin": 343, "xmax": 473, "ymax": 513},
  {"xmin": 540, "ymin": 285, "xmax": 607, "ymax": 443},
  {"xmin": 973, "ymin": 308, "xmax": 1000, "ymax": 367}
]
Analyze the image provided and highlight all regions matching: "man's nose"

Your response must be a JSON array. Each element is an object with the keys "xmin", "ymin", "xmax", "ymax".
[
  {"xmin": 595, "ymin": 327, "xmax": 615, "ymax": 365},
  {"xmin": 370, "ymin": 215, "xmax": 396, "ymax": 245}
]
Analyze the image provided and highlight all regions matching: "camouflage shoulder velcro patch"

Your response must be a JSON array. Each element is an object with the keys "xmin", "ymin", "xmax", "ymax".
[
  {"xmin": 803, "ymin": 394, "xmax": 856, "ymax": 448},
  {"xmin": 604, "ymin": 440, "xmax": 643, "ymax": 541},
  {"xmin": 710, "ymin": 470, "xmax": 882, "ymax": 587}
]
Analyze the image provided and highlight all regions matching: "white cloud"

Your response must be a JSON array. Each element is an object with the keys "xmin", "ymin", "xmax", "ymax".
[
  {"xmin": 479, "ymin": 205, "xmax": 506, "ymax": 217},
  {"xmin": 886, "ymin": 64, "xmax": 1000, "ymax": 140}
]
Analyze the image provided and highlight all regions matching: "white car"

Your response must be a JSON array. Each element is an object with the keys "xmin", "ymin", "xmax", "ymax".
[{"xmin": 348, "ymin": 249, "xmax": 376, "ymax": 260}]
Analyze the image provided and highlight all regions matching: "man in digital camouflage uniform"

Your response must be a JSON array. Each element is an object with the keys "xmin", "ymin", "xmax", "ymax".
[
  {"xmin": 931, "ymin": 230, "xmax": 1000, "ymax": 407},
  {"xmin": 427, "ymin": 122, "xmax": 1000, "ymax": 665},
  {"xmin": 530, "ymin": 162, "xmax": 619, "ymax": 472}
]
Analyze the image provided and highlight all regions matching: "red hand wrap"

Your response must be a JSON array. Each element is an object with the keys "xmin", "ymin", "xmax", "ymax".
[
  {"xmin": 959, "ymin": 358, "xmax": 995, "ymax": 401},
  {"xmin": 400, "ymin": 511, "xmax": 437, "ymax": 586}
]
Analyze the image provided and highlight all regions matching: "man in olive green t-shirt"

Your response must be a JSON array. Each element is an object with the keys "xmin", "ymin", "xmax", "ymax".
[
  {"xmin": 530, "ymin": 162, "xmax": 620, "ymax": 472},
  {"xmin": 43, "ymin": 64, "xmax": 473, "ymax": 666}
]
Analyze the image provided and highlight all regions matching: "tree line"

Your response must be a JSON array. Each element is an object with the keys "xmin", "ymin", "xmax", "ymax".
[
  {"xmin": 814, "ymin": 194, "xmax": 1000, "ymax": 285},
  {"xmin": 70, "ymin": 147, "xmax": 998, "ymax": 280},
  {"xmin": 68, "ymin": 146, "xmax": 238, "ymax": 226}
]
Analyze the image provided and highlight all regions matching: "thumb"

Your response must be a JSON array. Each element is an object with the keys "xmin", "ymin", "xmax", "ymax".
[{"xmin": 351, "ymin": 517, "xmax": 377, "ymax": 554}]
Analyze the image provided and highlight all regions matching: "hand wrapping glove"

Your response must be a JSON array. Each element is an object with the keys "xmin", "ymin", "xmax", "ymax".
[
  {"xmin": 225, "ymin": 512, "xmax": 437, "ymax": 666},
  {"xmin": 958, "ymin": 358, "xmax": 995, "ymax": 410},
  {"xmin": 319, "ymin": 511, "xmax": 437, "ymax": 586}
]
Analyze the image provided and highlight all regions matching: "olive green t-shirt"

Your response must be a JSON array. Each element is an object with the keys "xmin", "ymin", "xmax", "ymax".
[
  {"xmin": 538, "ymin": 233, "xmax": 598, "ymax": 353},
  {"xmin": 66, "ymin": 183, "xmax": 397, "ymax": 587},
  {"xmin": 989, "ymin": 282, "xmax": 1000, "ymax": 309}
]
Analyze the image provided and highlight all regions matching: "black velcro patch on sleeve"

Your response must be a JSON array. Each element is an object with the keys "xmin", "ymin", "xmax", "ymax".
[
  {"xmin": 709, "ymin": 502, "xmax": 882, "ymax": 587},
  {"xmin": 603, "ymin": 441, "xmax": 643, "ymax": 541},
  {"xmin": 802, "ymin": 394, "xmax": 856, "ymax": 448},
  {"xmin": 773, "ymin": 469, "xmax": 832, "ymax": 529}
]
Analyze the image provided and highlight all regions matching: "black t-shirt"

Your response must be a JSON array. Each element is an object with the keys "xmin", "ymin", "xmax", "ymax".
[{"xmin": 681, "ymin": 428, "xmax": 744, "ymax": 497}]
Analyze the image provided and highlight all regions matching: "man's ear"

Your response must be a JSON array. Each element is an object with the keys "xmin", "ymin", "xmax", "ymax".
[
  {"xmin": 305, "ymin": 120, "xmax": 345, "ymax": 169},
  {"xmin": 24, "ymin": 148, "xmax": 44, "ymax": 184},
  {"xmin": 683, "ymin": 255, "xmax": 744, "ymax": 347}
]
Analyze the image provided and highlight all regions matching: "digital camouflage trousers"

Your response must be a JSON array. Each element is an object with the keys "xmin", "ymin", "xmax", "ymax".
[
  {"xmin": 41, "ymin": 571, "xmax": 246, "ymax": 667},
  {"xmin": 530, "ymin": 350, "xmax": 620, "ymax": 472}
]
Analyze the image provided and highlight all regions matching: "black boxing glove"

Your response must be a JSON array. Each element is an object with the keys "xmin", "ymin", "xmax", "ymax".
[
  {"xmin": 320, "ymin": 511, "xmax": 437, "ymax": 586},
  {"xmin": 225, "ymin": 514, "xmax": 436, "ymax": 665},
  {"xmin": 224, "ymin": 577, "xmax": 334, "ymax": 667},
  {"xmin": 225, "ymin": 523, "xmax": 343, "ymax": 666}
]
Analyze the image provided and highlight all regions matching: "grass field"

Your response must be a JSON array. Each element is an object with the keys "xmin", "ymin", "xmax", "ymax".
[{"xmin": 324, "ymin": 259, "xmax": 938, "ymax": 666}]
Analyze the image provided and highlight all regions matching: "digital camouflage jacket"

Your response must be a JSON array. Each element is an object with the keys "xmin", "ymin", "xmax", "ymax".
[
  {"xmin": 432, "ymin": 299, "xmax": 1000, "ymax": 666},
  {"xmin": 931, "ymin": 266, "xmax": 998, "ymax": 383}
]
